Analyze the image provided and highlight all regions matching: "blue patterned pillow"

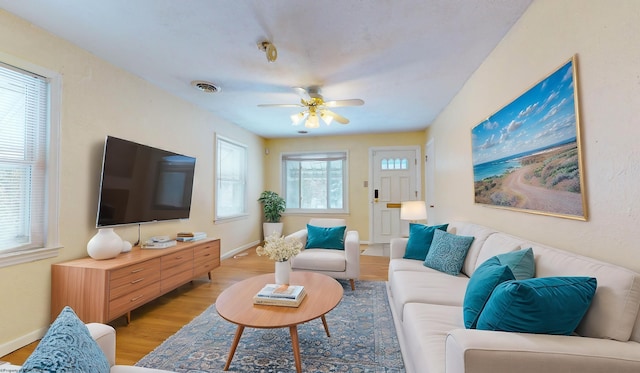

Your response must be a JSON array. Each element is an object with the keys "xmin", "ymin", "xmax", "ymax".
[
  {"xmin": 403, "ymin": 223, "xmax": 449, "ymax": 260},
  {"xmin": 20, "ymin": 306, "xmax": 110, "ymax": 373},
  {"xmin": 306, "ymin": 225, "xmax": 346, "ymax": 250},
  {"xmin": 423, "ymin": 229, "xmax": 474, "ymax": 276}
]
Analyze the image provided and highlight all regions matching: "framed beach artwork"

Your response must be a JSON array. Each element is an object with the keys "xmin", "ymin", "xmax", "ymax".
[{"xmin": 471, "ymin": 56, "xmax": 587, "ymax": 220}]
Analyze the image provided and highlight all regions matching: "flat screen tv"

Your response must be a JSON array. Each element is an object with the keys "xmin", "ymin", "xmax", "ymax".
[{"xmin": 96, "ymin": 136, "xmax": 196, "ymax": 227}]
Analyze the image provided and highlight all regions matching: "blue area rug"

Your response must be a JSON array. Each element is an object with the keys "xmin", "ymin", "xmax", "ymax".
[{"xmin": 136, "ymin": 280, "xmax": 405, "ymax": 372}]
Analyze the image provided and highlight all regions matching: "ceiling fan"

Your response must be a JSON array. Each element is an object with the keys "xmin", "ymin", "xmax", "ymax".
[{"xmin": 258, "ymin": 87, "xmax": 364, "ymax": 128}]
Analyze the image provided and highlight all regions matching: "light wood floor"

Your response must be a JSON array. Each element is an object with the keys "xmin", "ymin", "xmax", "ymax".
[{"xmin": 2, "ymin": 247, "xmax": 389, "ymax": 366}]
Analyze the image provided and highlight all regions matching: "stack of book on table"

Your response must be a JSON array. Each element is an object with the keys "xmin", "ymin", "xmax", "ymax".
[
  {"xmin": 176, "ymin": 232, "xmax": 207, "ymax": 242},
  {"xmin": 253, "ymin": 284, "xmax": 306, "ymax": 307}
]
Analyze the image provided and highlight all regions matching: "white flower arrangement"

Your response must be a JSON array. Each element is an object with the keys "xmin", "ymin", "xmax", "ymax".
[{"xmin": 256, "ymin": 231, "xmax": 302, "ymax": 262}]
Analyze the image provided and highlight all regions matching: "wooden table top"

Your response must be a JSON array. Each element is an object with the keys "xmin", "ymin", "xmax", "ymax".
[{"xmin": 215, "ymin": 272, "xmax": 343, "ymax": 329}]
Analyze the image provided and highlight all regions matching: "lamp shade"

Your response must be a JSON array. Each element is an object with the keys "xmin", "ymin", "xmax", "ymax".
[{"xmin": 400, "ymin": 201, "xmax": 427, "ymax": 221}]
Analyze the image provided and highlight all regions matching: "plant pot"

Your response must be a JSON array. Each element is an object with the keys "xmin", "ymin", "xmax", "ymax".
[{"xmin": 263, "ymin": 222, "xmax": 284, "ymax": 240}]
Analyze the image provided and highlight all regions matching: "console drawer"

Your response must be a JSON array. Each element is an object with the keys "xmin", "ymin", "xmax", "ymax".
[
  {"xmin": 161, "ymin": 248, "xmax": 193, "ymax": 270},
  {"xmin": 108, "ymin": 282, "xmax": 161, "ymax": 320},
  {"xmin": 109, "ymin": 259, "xmax": 161, "ymax": 300}
]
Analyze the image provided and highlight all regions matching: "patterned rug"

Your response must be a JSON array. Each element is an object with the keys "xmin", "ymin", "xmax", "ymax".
[{"xmin": 136, "ymin": 280, "xmax": 405, "ymax": 372}]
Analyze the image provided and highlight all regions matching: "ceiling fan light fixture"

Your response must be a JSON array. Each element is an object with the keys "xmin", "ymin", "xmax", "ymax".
[
  {"xmin": 305, "ymin": 113, "xmax": 320, "ymax": 128},
  {"xmin": 258, "ymin": 41, "xmax": 277, "ymax": 63},
  {"xmin": 290, "ymin": 111, "xmax": 306, "ymax": 125},
  {"xmin": 320, "ymin": 111, "xmax": 333, "ymax": 126}
]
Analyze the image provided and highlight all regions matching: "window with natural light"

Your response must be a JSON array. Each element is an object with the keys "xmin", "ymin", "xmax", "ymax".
[
  {"xmin": 215, "ymin": 135, "xmax": 247, "ymax": 220},
  {"xmin": 282, "ymin": 152, "xmax": 348, "ymax": 213},
  {"xmin": 0, "ymin": 59, "xmax": 60, "ymax": 267}
]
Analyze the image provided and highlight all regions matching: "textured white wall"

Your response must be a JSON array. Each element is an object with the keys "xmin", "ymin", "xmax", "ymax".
[
  {"xmin": 427, "ymin": 0, "xmax": 640, "ymax": 272},
  {"xmin": 0, "ymin": 9, "xmax": 264, "ymax": 353}
]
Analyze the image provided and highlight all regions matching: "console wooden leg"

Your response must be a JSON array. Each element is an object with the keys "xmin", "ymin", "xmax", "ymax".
[
  {"xmin": 349, "ymin": 279, "xmax": 355, "ymax": 291},
  {"xmin": 224, "ymin": 325, "xmax": 245, "ymax": 370},
  {"xmin": 208, "ymin": 271, "xmax": 212, "ymax": 280},
  {"xmin": 289, "ymin": 325, "xmax": 302, "ymax": 373},
  {"xmin": 126, "ymin": 311, "xmax": 131, "ymax": 325},
  {"xmin": 321, "ymin": 315, "xmax": 331, "ymax": 337}
]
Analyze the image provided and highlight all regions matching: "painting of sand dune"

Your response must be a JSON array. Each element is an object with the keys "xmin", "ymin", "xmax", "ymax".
[{"xmin": 471, "ymin": 57, "xmax": 586, "ymax": 220}]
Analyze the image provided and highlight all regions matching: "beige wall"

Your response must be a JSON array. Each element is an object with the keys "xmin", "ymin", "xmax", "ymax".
[
  {"xmin": 427, "ymin": 0, "xmax": 640, "ymax": 272},
  {"xmin": 264, "ymin": 132, "xmax": 426, "ymax": 240},
  {"xmin": 0, "ymin": 10, "xmax": 265, "ymax": 353}
]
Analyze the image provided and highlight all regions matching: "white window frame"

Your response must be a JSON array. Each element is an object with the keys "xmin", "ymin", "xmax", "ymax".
[
  {"xmin": 0, "ymin": 52, "xmax": 61, "ymax": 268},
  {"xmin": 214, "ymin": 134, "xmax": 248, "ymax": 222},
  {"xmin": 282, "ymin": 151, "xmax": 349, "ymax": 214}
]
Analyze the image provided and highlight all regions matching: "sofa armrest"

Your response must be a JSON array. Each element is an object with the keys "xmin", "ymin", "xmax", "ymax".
[
  {"xmin": 344, "ymin": 230, "xmax": 360, "ymax": 277},
  {"xmin": 445, "ymin": 329, "xmax": 640, "ymax": 373},
  {"xmin": 286, "ymin": 229, "xmax": 308, "ymax": 248},
  {"xmin": 389, "ymin": 237, "xmax": 408, "ymax": 259},
  {"xmin": 87, "ymin": 322, "xmax": 116, "ymax": 367}
]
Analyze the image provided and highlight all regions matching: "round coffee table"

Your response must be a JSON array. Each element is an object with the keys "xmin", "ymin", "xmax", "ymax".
[{"xmin": 215, "ymin": 272, "xmax": 343, "ymax": 372}]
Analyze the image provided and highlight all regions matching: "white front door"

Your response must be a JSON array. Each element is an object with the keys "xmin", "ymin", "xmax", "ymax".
[{"xmin": 369, "ymin": 147, "xmax": 421, "ymax": 244}]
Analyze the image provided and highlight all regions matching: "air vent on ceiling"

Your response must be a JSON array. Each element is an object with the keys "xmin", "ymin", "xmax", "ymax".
[{"xmin": 191, "ymin": 80, "xmax": 220, "ymax": 94}]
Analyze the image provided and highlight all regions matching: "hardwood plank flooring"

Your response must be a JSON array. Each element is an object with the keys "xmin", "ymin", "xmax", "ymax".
[{"xmin": 1, "ymin": 247, "xmax": 389, "ymax": 366}]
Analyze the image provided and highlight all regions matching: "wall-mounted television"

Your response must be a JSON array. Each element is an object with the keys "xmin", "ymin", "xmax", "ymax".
[{"xmin": 96, "ymin": 136, "xmax": 196, "ymax": 227}]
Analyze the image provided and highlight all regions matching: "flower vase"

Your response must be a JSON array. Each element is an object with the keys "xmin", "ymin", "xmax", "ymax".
[
  {"xmin": 87, "ymin": 228, "xmax": 123, "ymax": 260},
  {"xmin": 275, "ymin": 259, "xmax": 291, "ymax": 285}
]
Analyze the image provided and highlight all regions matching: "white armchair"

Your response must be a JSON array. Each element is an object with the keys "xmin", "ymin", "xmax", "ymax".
[{"xmin": 288, "ymin": 218, "xmax": 360, "ymax": 290}]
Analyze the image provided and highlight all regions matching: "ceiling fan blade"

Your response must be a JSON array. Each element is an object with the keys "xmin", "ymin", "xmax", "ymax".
[
  {"xmin": 293, "ymin": 87, "xmax": 311, "ymax": 101},
  {"xmin": 323, "ymin": 99, "xmax": 365, "ymax": 108},
  {"xmin": 322, "ymin": 109, "xmax": 350, "ymax": 124},
  {"xmin": 257, "ymin": 103, "xmax": 304, "ymax": 108}
]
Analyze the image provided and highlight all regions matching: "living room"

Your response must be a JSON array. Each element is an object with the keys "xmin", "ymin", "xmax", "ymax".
[{"xmin": 1, "ymin": 0, "xmax": 639, "ymax": 371}]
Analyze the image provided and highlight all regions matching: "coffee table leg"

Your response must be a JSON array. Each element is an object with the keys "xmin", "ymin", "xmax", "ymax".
[
  {"xmin": 224, "ymin": 325, "xmax": 245, "ymax": 371},
  {"xmin": 321, "ymin": 314, "xmax": 331, "ymax": 337},
  {"xmin": 289, "ymin": 325, "xmax": 302, "ymax": 373}
]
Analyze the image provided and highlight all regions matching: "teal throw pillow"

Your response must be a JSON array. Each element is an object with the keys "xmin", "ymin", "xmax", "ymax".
[
  {"xmin": 423, "ymin": 229, "xmax": 474, "ymax": 276},
  {"xmin": 463, "ymin": 257, "xmax": 515, "ymax": 329},
  {"xmin": 494, "ymin": 248, "xmax": 535, "ymax": 280},
  {"xmin": 403, "ymin": 223, "xmax": 449, "ymax": 260},
  {"xmin": 476, "ymin": 276, "xmax": 597, "ymax": 335},
  {"xmin": 306, "ymin": 224, "xmax": 347, "ymax": 250},
  {"xmin": 20, "ymin": 306, "xmax": 110, "ymax": 373}
]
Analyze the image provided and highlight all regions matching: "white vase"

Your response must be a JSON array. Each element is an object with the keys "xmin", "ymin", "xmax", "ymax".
[
  {"xmin": 87, "ymin": 228, "xmax": 123, "ymax": 260},
  {"xmin": 275, "ymin": 259, "xmax": 291, "ymax": 285}
]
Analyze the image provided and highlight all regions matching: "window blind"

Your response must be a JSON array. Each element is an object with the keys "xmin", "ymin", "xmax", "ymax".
[{"xmin": 0, "ymin": 62, "xmax": 48, "ymax": 252}]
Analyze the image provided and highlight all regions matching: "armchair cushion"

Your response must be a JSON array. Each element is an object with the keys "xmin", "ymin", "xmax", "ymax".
[
  {"xmin": 20, "ymin": 306, "xmax": 110, "ymax": 373},
  {"xmin": 305, "ymin": 224, "xmax": 346, "ymax": 250}
]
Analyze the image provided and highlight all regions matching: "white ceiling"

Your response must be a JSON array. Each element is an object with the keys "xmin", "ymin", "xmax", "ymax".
[{"xmin": 1, "ymin": 0, "xmax": 532, "ymax": 138}]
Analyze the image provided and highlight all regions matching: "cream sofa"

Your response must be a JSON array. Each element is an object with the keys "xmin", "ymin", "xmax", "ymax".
[
  {"xmin": 387, "ymin": 221, "xmax": 640, "ymax": 373},
  {"xmin": 5, "ymin": 323, "xmax": 173, "ymax": 373}
]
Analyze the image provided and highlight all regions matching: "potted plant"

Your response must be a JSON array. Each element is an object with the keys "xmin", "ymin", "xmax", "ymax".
[{"xmin": 258, "ymin": 190, "xmax": 286, "ymax": 239}]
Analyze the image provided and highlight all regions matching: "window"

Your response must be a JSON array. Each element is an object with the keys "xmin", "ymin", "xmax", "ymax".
[
  {"xmin": 0, "ymin": 57, "xmax": 60, "ymax": 268},
  {"xmin": 215, "ymin": 135, "xmax": 247, "ymax": 220},
  {"xmin": 282, "ymin": 152, "xmax": 348, "ymax": 213}
]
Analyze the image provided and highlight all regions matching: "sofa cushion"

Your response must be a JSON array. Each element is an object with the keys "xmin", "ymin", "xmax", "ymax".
[
  {"xmin": 424, "ymin": 229, "xmax": 474, "ymax": 276},
  {"xmin": 495, "ymin": 248, "xmax": 535, "ymax": 280},
  {"xmin": 20, "ymin": 306, "xmax": 110, "ymax": 373},
  {"xmin": 305, "ymin": 224, "xmax": 346, "ymax": 250},
  {"xmin": 389, "ymin": 269, "xmax": 469, "ymax": 320},
  {"xmin": 476, "ymin": 276, "xmax": 597, "ymax": 335},
  {"xmin": 291, "ymin": 249, "xmax": 346, "ymax": 271},
  {"xmin": 463, "ymin": 257, "xmax": 515, "ymax": 328},
  {"xmin": 404, "ymin": 223, "xmax": 449, "ymax": 260}
]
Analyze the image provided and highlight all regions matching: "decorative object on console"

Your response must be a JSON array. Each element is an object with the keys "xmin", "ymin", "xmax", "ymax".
[
  {"xmin": 121, "ymin": 240, "xmax": 132, "ymax": 253},
  {"xmin": 471, "ymin": 56, "xmax": 586, "ymax": 220},
  {"xmin": 256, "ymin": 231, "xmax": 302, "ymax": 285},
  {"xmin": 87, "ymin": 228, "xmax": 123, "ymax": 260}
]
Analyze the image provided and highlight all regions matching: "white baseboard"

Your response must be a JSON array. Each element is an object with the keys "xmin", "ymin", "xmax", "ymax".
[
  {"xmin": 0, "ymin": 326, "xmax": 47, "ymax": 359},
  {"xmin": 221, "ymin": 240, "xmax": 261, "ymax": 260}
]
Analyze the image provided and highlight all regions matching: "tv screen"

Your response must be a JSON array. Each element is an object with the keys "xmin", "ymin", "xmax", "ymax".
[{"xmin": 96, "ymin": 136, "xmax": 196, "ymax": 227}]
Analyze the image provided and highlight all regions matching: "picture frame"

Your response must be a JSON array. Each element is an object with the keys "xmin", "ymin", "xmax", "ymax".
[{"xmin": 471, "ymin": 56, "xmax": 587, "ymax": 220}]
